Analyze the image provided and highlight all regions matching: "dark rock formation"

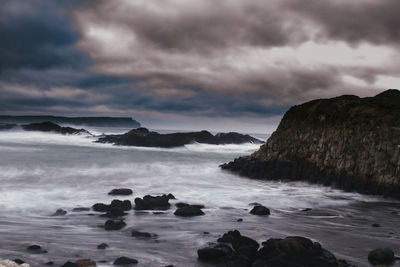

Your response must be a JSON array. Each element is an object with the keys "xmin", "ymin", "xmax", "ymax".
[
  {"xmin": 249, "ymin": 205, "xmax": 270, "ymax": 216},
  {"xmin": 198, "ymin": 230, "xmax": 354, "ymax": 267},
  {"xmin": 104, "ymin": 220, "xmax": 126, "ymax": 230},
  {"xmin": 113, "ymin": 257, "xmax": 138, "ymax": 265},
  {"xmin": 108, "ymin": 188, "xmax": 133, "ymax": 195},
  {"xmin": 75, "ymin": 259, "xmax": 96, "ymax": 267},
  {"xmin": 27, "ymin": 244, "xmax": 47, "ymax": 253},
  {"xmin": 0, "ymin": 115, "xmax": 140, "ymax": 127},
  {"xmin": 131, "ymin": 230, "xmax": 157, "ymax": 238},
  {"xmin": 221, "ymin": 89, "xmax": 400, "ymax": 198},
  {"xmin": 97, "ymin": 243, "xmax": 109, "ymax": 249},
  {"xmin": 92, "ymin": 200, "xmax": 132, "ymax": 212},
  {"xmin": 52, "ymin": 209, "xmax": 67, "ymax": 216},
  {"xmin": 22, "ymin": 121, "xmax": 90, "ymax": 135},
  {"xmin": 174, "ymin": 205, "xmax": 205, "ymax": 217},
  {"xmin": 97, "ymin": 127, "xmax": 263, "ymax": 148},
  {"xmin": 368, "ymin": 248, "xmax": 395, "ymax": 266},
  {"xmin": 134, "ymin": 194, "xmax": 172, "ymax": 210}
]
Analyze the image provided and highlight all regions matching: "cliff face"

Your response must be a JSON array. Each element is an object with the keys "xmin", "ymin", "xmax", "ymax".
[{"xmin": 221, "ymin": 89, "xmax": 400, "ymax": 198}]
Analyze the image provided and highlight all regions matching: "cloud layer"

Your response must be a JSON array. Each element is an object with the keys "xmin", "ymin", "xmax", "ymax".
[{"xmin": 1, "ymin": 0, "xmax": 400, "ymax": 132}]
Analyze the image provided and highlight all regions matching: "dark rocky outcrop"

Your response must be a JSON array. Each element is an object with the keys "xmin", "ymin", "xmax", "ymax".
[
  {"xmin": 174, "ymin": 205, "xmax": 205, "ymax": 217},
  {"xmin": 92, "ymin": 200, "xmax": 132, "ymax": 212},
  {"xmin": 97, "ymin": 128, "xmax": 263, "ymax": 148},
  {"xmin": 27, "ymin": 244, "xmax": 47, "ymax": 253},
  {"xmin": 97, "ymin": 243, "xmax": 109, "ymax": 249},
  {"xmin": 113, "ymin": 257, "xmax": 138, "ymax": 265},
  {"xmin": 249, "ymin": 205, "xmax": 270, "ymax": 216},
  {"xmin": 52, "ymin": 209, "xmax": 67, "ymax": 216},
  {"xmin": 368, "ymin": 248, "xmax": 395, "ymax": 266},
  {"xmin": 22, "ymin": 121, "xmax": 90, "ymax": 135},
  {"xmin": 221, "ymin": 89, "xmax": 400, "ymax": 198},
  {"xmin": 104, "ymin": 220, "xmax": 126, "ymax": 230},
  {"xmin": 62, "ymin": 262, "xmax": 79, "ymax": 267},
  {"xmin": 134, "ymin": 194, "xmax": 173, "ymax": 210},
  {"xmin": 108, "ymin": 188, "xmax": 133, "ymax": 195},
  {"xmin": 198, "ymin": 230, "xmax": 354, "ymax": 267}
]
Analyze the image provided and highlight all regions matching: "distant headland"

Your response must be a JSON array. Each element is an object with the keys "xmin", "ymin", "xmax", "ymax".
[{"xmin": 0, "ymin": 115, "xmax": 141, "ymax": 128}]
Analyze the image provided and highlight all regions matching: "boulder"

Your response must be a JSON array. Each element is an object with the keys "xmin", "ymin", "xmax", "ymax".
[
  {"xmin": 61, "ymin": 262, "xmax": 79, "ymax": 267},
  {"xmin": 174, "ymin": 205, "xmax": 205, "ymax": 217},
  {"xmin": 198, "ymin": 243, "xmax": 233, "ymax": 262},
  {"xmin": 368, "ymin": 248, "xmax": 395, "ymax": 266},
  {"xmin": 104, "ymin": 220, "xmax": 126, "ymax": 230},
  {"xmin": 249, "ymin": 205, "xmax": 270, "ymax": 216},
  {"xmin": 108, "ymin": 188, "xmax": 133, "ymax": 196},
  {"xmin": 26, "ymin": 244, "xmax": 47, "ymax": 253},
  {"xmin": 52, "ymin": 209, "xmax": 67, "ymax": 216},
  {"xmin": 134, "ymin": 194, "xmax": 171, "ymax": 210},
  {"xmin": 113, "ymin": 257, "xmax": 138, "ymax": 265}
]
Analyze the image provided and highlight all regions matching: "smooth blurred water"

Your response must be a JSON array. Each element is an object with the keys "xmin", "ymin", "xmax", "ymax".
[{"xmin": 0, "ymin": 128, "xmax": 399, "ymax": 266}]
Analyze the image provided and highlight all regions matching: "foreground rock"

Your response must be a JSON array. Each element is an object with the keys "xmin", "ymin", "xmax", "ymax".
[
  {"xmin": 113, "ymin": 257, "xmax": 138, "ymax": 265},
  {"xmin": 221, "ymin": 89, "xmax": 400, "ymax": 198},
  {"xmin": 174, "ymin": 205, "xmax": 205, "ymax": 217},
  {"xmin": 249, "ymin": 205, "xmax": 270, "ymax": 216},
  {"xmin": 368, "ymin": 248, "xmax": 395, "ymax": 266},
  {"xmin": 104, "ymin": 220, "xmax": 126, "ymax": 230},
  {"xmin": 75, "ymin": 259, "xmax": 96, "ymax": 267},
  {"xmin": 134, "ymin": 194, "xmax": 173, "ymax": 210},
  {"xmin": 97, "ymin": 127, "xmax": 263, "ymax": 148},
  {"xmin": 198, "ymin": 230, "xmax": 354, "ymax": 267},
  {"xmin": 22, "ymin": 122, "xmax": 90, "ymax": 135}
]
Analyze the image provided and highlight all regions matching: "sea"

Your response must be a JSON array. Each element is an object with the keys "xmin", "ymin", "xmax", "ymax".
[{"xmin": 0, "ymin": 126, "xmax": 399, "ymax": 266}]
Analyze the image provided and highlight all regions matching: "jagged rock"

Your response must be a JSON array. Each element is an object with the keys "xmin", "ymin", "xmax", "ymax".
[
  {"xmin": 113, "ymin": 257, "xmax": 138, "ymax": 265},
  {"xmin": 104, "ymin": 220, "xmax": 126, "ymax": 230},
  {"xmin": 108, "ymin": 188, "xmax": 133, "ymax": 195},
  {"xmin": 250, "ymin": 205, "xmax": 270, "ymax": 216},
  {"xmin": 92, "ymin": 200, "xmax": 132, "ymax": 213},
  {"xmin": 13, "ymin": 259, "xmax": 25, "ymax": 264},
  {"xmin": 97, "ymin": 128, "xmax": 263, "ymax": 148},
  {"xmin": 368, "ymin": 248, "xmax": 395, "ymax": 266},
  {"xmin": 221, "ymin": 89, "xmax": 400, "ymax": 198},
  {"xmin": 22, "ymin": 121, "xmax": 90, "ymax": 135},
  {"xmin": 134, "ymin": 194, "xmax": 171, "ymax": 210},
  {"xmin": 97, "ymin": 243, "xmax": 109, "ymax": 249},
  {"xmin": 174, "ymin": 205, "xmax": 205, "ymax": 217},
  {"xmin": 75, "ymin": 259, "xmax": 96, "ymax": 267}
]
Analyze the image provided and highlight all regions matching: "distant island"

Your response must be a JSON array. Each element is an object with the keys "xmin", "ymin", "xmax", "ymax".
[
  {"xmin": 0, "ymin": 115, "xmax": 141, "ymax": 127},
  {"xmin": 221, "ymin": 89, "xmax": 400, "ymax": 198}
]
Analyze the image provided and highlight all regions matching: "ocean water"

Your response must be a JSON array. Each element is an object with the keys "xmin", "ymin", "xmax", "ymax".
[{"xmin": 0, "ymin": 127, "xmax": 399, "ymax": 266}]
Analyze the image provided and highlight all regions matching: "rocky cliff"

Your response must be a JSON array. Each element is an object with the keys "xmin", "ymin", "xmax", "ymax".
[{"xmin": 221, "ymin": 89, "xmax": 400, "ymax": 198}]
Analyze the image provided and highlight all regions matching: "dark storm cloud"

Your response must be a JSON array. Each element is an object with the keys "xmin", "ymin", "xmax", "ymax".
[
  {"xmin": 1, "ymin": 0, "xmax": 400, "ymax": 131},
  {"xmin": 289, "ymin": 0, "xmax": 400, "ymax": 45}
]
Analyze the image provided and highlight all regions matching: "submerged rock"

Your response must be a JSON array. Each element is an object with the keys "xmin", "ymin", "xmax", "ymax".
[
  {"xmin": 97, "ymin": 127, "xmax": 263, "ymax": 148},
  {"xmin": 174, "ymin": 205, "xmax": 205, "ymax": 217},
  {"xmin": 104, "ymin": 220, "xmax": 126, "ymax": 230},
  {"xmin": 108, "ymin": 188, "xmax": 133, "ymax": 196},
  {"xmin": 134, "ymin": 194, "xmax": 172, "ymax": 210},
  {"xmin": 249, "ymin": 205, "xmax": 270, "ymax": 216},
  {"xmin": 221, "ymin": 89, "xmax": 400, "ymax": 198},
  {"xmin": 97, "ymin": 243, "xmax": 109, "ymax": 249},
  {"xmin": 72, "ymin": 207, "xmax": 90, "ymax": 212},
  {"xmin": 113, "ymin": 257, "xmax": 138, "ymax": 265},
  {"xmin": 368, "ymin": 248, "xmax": 395, "ymax": 266},
  {"xmin": 52, "ymin": 209, "xmax": 67, "ymax": 216},
  {"xmin": 26, "ymin": 244, "xmax": 46, "ymax": 254},
  {"xmin": 131, "ymin": 230, "xmax": 157, "ymax": 239}
]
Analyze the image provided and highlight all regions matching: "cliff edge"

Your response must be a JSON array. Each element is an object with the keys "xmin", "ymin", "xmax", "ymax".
[{"xmin": 221, "ymin": 89, "xmax": 400, "ymax": 198}]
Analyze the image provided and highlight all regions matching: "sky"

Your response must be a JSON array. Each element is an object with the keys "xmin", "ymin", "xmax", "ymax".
[{"xmin": 1, "ymin": 0, "xmax": 399, "ymax": 133}]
